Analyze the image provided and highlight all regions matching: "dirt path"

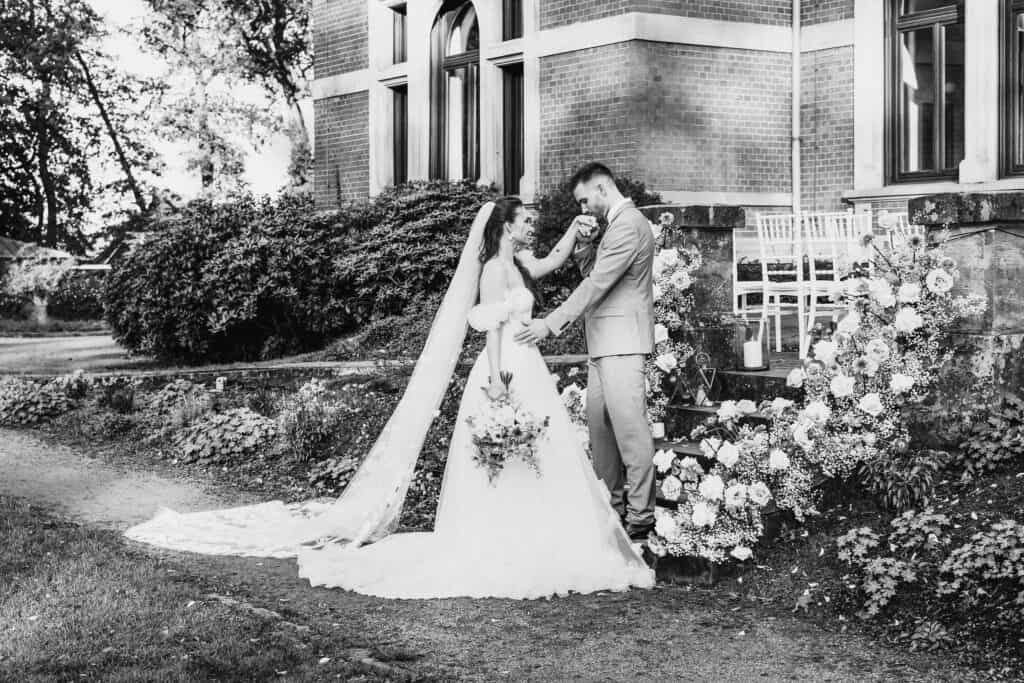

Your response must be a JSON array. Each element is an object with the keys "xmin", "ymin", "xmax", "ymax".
[{"xmin": 0, "ymin": 428, "xmax": 989, "ymax": 682}]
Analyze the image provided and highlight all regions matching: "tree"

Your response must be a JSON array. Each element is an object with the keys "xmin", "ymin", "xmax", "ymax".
[{"xmin": 4, "ymin": 256, "xmax": 74, "ymax": 325}]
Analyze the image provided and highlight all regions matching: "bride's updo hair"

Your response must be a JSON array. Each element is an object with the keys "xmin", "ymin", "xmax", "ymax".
[{"xmin": 478, "ymin": 196, "xmax": 542, "ymax": 305}]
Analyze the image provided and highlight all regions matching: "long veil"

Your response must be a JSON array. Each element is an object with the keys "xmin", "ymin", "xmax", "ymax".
[{"xmin": 123, "ymin": 201, "xmax": 495, "ymax": 557}]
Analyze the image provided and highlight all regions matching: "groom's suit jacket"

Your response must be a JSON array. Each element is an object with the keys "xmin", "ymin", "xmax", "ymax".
[{"xmin": 545, "ymin": 200, "xmax": 655, "ymax": 359}]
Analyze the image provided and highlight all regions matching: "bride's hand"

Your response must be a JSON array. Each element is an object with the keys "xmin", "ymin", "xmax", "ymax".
[{"xmin": 484, "ymin": 380, "xmax": 506, "ymax": 400}]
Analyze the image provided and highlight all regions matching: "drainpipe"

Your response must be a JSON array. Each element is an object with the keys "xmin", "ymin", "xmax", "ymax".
[{"xmin": 792, "ymin": 0, "xmax": 801, "ymax": 214}]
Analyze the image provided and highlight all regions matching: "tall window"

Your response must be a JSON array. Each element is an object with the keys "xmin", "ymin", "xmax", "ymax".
[
  {"xmin": 392, "ymin": 5, "xmax": 407, "ymax": 64},
  {"xmin": 1002, "ymin": 0, "xmax": 1024, "ymax": 176},
  {"xmin": 503, "ymin": 0, "xmax": 523, "ymax": 40},
  {"xmin": 502, "ymin": 64, "xmax": 524, "ymax": 194},
  {"xmin": 392, "ymin": 85, "xmax": 408, "ymax": 185},
  {"xmin": 429, "ymin": 2, "xmax": 480, "ymax": 181},
  {"xmin": 886, "ymin": 0, "xmax": 965, "ymax": 182}
]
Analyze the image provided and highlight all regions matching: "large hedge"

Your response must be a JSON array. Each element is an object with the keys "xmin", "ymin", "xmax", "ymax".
[{"xmin": 105, "ymin": 182, "xmax": 499, "ymax": 363}]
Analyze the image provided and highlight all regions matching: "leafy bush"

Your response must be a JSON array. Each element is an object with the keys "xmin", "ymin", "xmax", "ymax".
[
  {"xmin": 147, "ymin": 379, "xmax": 211, "ymax": 415},
  {"xmin": 0, "ymin": 377, "xmax": 72, "ymax": 425},
  {"xmin": 48, "ymin": 269, "xmax": 106, "ymax": 320},
  {"xmin": 175, "ymin": 407, "xmax": 279, "ymax": 465},
  {"xmin": 938, "ymin": 520, "xmax": 1024, "ymax": 624},
  {"xmin": 276, "ymin": 379, "xmax": 351, "ymax": 464},
  {"xmin": 96, "ymin": 377, "xmax": 139, "ymax": 414},
  {"xmin": 956, "ymin": 394, "xmax": 1024, "ymax": 477},
  {"xmin": 859, "ymin": 448, "xmax": 948, "ymax": 511}
]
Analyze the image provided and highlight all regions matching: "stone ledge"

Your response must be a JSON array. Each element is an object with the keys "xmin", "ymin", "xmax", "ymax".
[
  {"xmin": 639, "ymin": 204, "xmax": 746, "ymax": 229},
  {"xmin": 909, "ymin": 192, "xmax": 1024, "ymax": 226}
]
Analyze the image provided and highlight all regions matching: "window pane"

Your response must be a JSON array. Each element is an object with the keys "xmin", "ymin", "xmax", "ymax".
[
  {"xmin": 503, "ymin": 0, "xmax": 523, "ymax": 41},
  {"xmin": 899, "ymin": 28, "xmax": 936, "ymax": 173},
  {"xmin": 445, "ymin": 64, "xmax": 480, "ymax": 181},
  {"xmin": 393, "ymin": 86, "xmax": 408, "ymax": 185},
  {"xmin": 901, "ymin": 0, "xmax": 957, "ymax": 14},
  {"xmin": 502, "ymin": 64, "xmax": 524, "ymax": 194},
  {"xmin": 446, "ymin": 6, "xmax": 477, "ymax": 56},
  {"xmin": 1014, "ymin": 11, "xmax": 1024, "ymax": 168},
  {"xmin": 943, "ymin": 23, "xmax": 964, "ymax": 169}
]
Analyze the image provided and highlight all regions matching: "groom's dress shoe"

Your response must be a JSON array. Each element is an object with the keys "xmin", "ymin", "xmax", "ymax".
[{"xmin": 625, "ymin": 522, "xmax": 655, "ymax": 541}]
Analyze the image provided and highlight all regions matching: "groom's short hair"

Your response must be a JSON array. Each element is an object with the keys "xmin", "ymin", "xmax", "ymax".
[{"xmin": 570, "ymin": 162, "xmax": 616, "ymax": 190}]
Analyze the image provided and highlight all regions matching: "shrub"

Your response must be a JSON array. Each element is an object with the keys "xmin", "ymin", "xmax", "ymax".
[
  {"xmin": 276, "ymin": 379, "xmax": 351, "ymax": 463},
  {"xmin": 955, "ymin": 393, "xmax": 1024, "ymax": 477},
  {"xmin": 175, "ymin": 407, "xmax": 279, "ymax": 465},
  {"xmin": 95, "ymin": 377, "xmax": 139, "ymax": 414},
  {"xmin": 147, "ymin": 379, "xmax": 211, "ymax": 416},
  {"xmin": 0, "ymin": 377, "xmax": 72, "ymax": 425},
  {"xmin": 859, "ymin": 448, "xmax": 948, "ymax": 512},
  {"xmin": 48, "ymin": 269, "xmax": 106, "ymax": 320},
  {"xmin": 938, "ymin": 520, "xmax": 1024, "ymax": 625}
]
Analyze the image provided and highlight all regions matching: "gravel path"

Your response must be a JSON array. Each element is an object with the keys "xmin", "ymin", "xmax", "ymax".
[{"xmin": 0, "ymin": 428, "xmax": 990, "ymax": 682}]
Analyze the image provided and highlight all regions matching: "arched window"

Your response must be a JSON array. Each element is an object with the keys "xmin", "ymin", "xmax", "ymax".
[{"xmin": 430, "ymin": 1, "xmax": 480, "ymax": 181}]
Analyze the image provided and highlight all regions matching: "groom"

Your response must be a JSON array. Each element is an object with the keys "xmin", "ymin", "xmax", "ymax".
[{"xmin": 515, "ymin": 162, "xmax": 657, "ymax": 540}]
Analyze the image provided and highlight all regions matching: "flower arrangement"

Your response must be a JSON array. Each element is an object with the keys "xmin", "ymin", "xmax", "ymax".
[
  {"xmin": 466, "ymin": 372, "xmax": 550, "ymax": 485},
  {"xmin": 559, "ymin": 380, "xmax": 590, "ymax": 456},
  {"xmin": 645, "ymin": 238, "xmax": 702, "ymax": 421}
]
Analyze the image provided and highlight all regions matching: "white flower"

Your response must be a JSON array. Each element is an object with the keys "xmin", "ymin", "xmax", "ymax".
[
  {"xmin": 925, "ymin": 268, "xmax": 955, "ymax": 294},
  {"xmin": 657, "ymin": 248, "xmax": 680, "ymax": 268},
  {"xmin": 652, "ymin": 283, "xmax": 663, "ymax": 301},
  {"xmin": 830, "ymin": 374, "xmax": 856, "ymax": 399},
  {"xmin": 801, "ymin": 401, "xmax": 831, "ymax": 425},
  {"xmin": 792, "ymin": 422, "xmax": 814, "ymax": 451},
  {"xmin": 699, "ymin": 437, "xmax": 722, "ymax": 458},
  {"xmin": 897, "ymin": 282, "xmax": 921, "ymax": 303},
  {"xmin": 724, "ymin": 483, "xmax": 748, "ymax": 508},
  {"xmin": 494, "ymin": 405, "xmax": 517, "ymax": 428},
  {"xmin": 812, "ymin": 340, "xmax": 838, "ymax": 366},
  {"xmin": 661, "ymin": 475, "xmax": 683, "ymax": 501},
  {"xmin": 560, "ymin": 383, "xmax": 582, "ymax": 401},
  {"xmin": 748, "ymin": 482, "xmax": 772, "ymax": 506},
  {"xmin": 889, "ymin": 373, "xmax": 916, "ymax": 394},
  {"xmin": 654, "ymin": 513, "xmax": 679, "ymax": 540},
  {"xmin": 698, "ymin": 474, "xmax": 725, "ymax": 501},
  {"xmin": 786, "ymin": 367, "xmax": 806, "ymax": 388},
  {"xmin": 654, "ymin": 353, "xmax": 678, "ymax": 373},
  {"xmin": 678, "ymin": 456, "xmax": 702, "ymax": 481},
  {"xmin": 868, "ymin": 278, "xmax": 896, "ymax": 308},
  {"xmin": 716, "ymin": 400, "xmax": 740, "ymax": 422},
  {"xmin": 837, "ymin": 312, "xmax": 860, "ymax": 334},
  {"xmin": 858, "ymin": 392, "xmax": 885, "ymax": 417},
  {"xmin": 863, "ymin": 432, "xmax": 878, "ymax": 447},
  {"xmin": 654, "ymin": 324, "xmax": 669, "ymax": 344},
  {"xmin": 736, "ymin": 399, "xmax": 758, "ymax": 415},
  {"xmin": 716, "ymin": 441, "xmax": 740, "ymax": 468},
  {"xmin": 894, "ymin": 307, "xmax": 924, "ymax": 334},
  {"xmin": 767, "ymin": 397, "xmax": 794, "ymax": 415},
  {"xmin": 865, "ymin": 339, "xmax": 890, "ymax": 363},
  {"xmin": 730, "ymin": 545, "xmax": 753, "ymax": 561},
  {"xmin": 768, "ymin": 448, "xmax": 790, "ymax": 471},
  {"xmin": 653, "ymin": 448, "xmax": 676, "ymax": 473},
  {"xmin": 669, "ymin": 270, "xmax": 692, "ymax": 291},
  {"xmin": 690, "ymin": 501, "xmax": 718, "ymax": 527}
]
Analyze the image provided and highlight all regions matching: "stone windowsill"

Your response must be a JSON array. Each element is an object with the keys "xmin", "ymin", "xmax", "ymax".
[{"xmin": 843, "ymin": 177, "xmax": 1024, "ymax": 203}]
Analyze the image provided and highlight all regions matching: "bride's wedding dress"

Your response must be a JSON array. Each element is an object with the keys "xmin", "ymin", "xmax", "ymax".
[{"xmin": 296, "ymin": 286, "xmax": 654, "ymax": 598}]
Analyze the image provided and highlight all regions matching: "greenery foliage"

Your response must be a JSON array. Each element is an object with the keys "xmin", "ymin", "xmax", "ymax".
[
  {"xmin": 175, "ymin": 407, "xmax": 278, "ymax": 465},
  {"xmin": 955, "ymin": 393, "xmax": 1024, "ymax": 477},
  {"xmin": 0, "ymin": 376, "xmax": 72, "ymax": 426}
]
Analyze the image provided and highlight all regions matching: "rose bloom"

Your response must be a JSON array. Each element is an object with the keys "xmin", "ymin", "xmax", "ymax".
[
  {"xmin": 897, "ymin": 282, "xmax": 921, "ymax": 303},
  {"xmin": 837, "ymin": 312, "xmax": 860, "ymax": 334},
  {"xmin": 716, "ymin": 441, "xmax": 741, "ymax": 468},
  {"xmin": 830, "ymin": 374, "xmax": 856, "ymax": 399},
  {"xmin": 654, "ymin": 514, "xmax": 679, "ymax": 540},
  {"xmin": 768, "ymin": 448, "xmax": 790, "ymax": 471},
  {"xmin": 801, "ymin": 400, "xmax": 832, "ymax": 425},
  {"xmin": 858, "ymin": 392, "xmax": 885, "ymax": 417},
  {"xmin": 868, "ymin": 278, "xmax": 896, "ymax": 308},
  {"xmin": 865, "ymin": 338, "xmax": 890, "ymax": 363},
  {"xmin": 653, "ymin": 448, "xmax": 676, "ymax": 473},
  {"xmin": 691, "ymin": 501, "xmax": 719, "ymax": 527},
  {"xmin": 730, "ymin": 545, "xmax": 753, "ymax": 561},
  {"xmin": 700, "ymin": 437, "xmax": 722, "ymax": 458},
  {"xmin": 768, "ymin": 396, "xmax": 794, "ymax": 415},
  {"xmin": 736, "ymin": 399, "xmax": 758, "ymax": 415},
  {"xmin": 657, "ymin": 248, "xmax": 680, "ymax": 268},
  {"xmin": 792, "ymin": 422, "xmax": 814, "ymax": 451},
  {"xmin": 724, "ymin": 483, "xmax": 748, "ymax": 508},
  {"xmin": 678, "ymin": 456, "xmax": 703, "ymax": 481},
  {"xmin": 654, "ymin": 352, "xmax": 678, "ymax": 373},
  {"xmin": 716, "ymin": 400, "xmax": 740, "ymax": 422},
  {"xmin": 812, "ymin": 340, "xmax": 838, "ymax": 366},
  {"xmin": 670, "ymin": 270, "xmax": 692, "ymax": 291},
  {"xmin": 698, "ymin": 474, "xmax": 725, "ymax": 501},
  {"xmin": 786, "ymin": 367, "xmax": 806, "ymax": 388},
  {"xmin": 889, "ymin": 373, "xmax": 916, "ymax": 394},
  {"xmin": 654, "ymin": 323, "xmax": 669, "ymax": 344},
  {"xmin": 926, "ymin": 268, "xmax": 955, "ymax": 294},
  {"xmin": 748, "ymin": 482, "xmax": 772, "ymax": 506},
  {"xmin": 895, "ymin": 307, "xmax": 924, "ymax": 333},
  {"xmin": 661, "ymin": 474, "xmax": 683, "ymax": 501}
]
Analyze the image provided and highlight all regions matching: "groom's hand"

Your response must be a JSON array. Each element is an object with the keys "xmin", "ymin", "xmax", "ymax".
[
  {"xmin": 572, "ymin": 215, "xmax": 599, "ymax": 241},
  {"xmin": 514, "ymin": 319, "xmax": 552, "ymax": 346}
]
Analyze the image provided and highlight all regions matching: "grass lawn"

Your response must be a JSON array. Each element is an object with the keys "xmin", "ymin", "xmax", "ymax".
[{"xmin": 0, "ymin": 496, "xmax": 412, "ymax": 682}]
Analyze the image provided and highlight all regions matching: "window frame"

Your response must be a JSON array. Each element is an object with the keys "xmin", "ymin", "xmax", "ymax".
[
  {"xmin": 391, "ymin": 4, "xmax": 407, "ymax": 64},
  {"xmin": 429, "ymin": 1, "xmax": 480, "ymax": 181},
  {"xmin": 501, "ymin": 62, "xmax": 524, "ymax": 194},
  {"xmin": 884, "ymin": 1, "xmax": 965, "ymax": 184},
  {"xmin": 1001, "ymin": 0, "xmax": 1024, "ymax": 177}
]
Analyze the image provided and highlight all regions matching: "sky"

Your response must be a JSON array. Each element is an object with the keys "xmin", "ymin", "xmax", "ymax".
[{"xmin": 83, "ymin": 0, "xmax": 311, "ymax": 223}]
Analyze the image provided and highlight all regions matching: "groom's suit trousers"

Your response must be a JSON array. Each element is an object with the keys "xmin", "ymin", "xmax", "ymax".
[{"xmin": 586, "ymin": 354, "xmax": 656, "ymax": 526}]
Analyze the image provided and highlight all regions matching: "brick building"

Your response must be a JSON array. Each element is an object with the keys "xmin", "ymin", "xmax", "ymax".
[{"xmin": 312, "ymin": 0, "xmax": 1024, "ymax": 221}]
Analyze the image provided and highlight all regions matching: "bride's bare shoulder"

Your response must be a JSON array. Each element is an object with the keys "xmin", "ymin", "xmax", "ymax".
[{"xmin": 479, "ymin": 259, "xmax": 506, "ymax": 298}]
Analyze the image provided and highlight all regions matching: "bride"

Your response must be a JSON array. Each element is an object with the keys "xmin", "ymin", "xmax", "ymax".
[{"xmin": 125, "ymin": 198, "xmax": 654, "ymax": 599}]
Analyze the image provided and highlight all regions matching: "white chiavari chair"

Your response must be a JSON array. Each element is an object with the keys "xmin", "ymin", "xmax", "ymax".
[
  {"xmin": 745, "ymin": 213, "xmax": 807, "ymax": 354},
  {"xmin": 885, "ymin": 211, "xmax": 926, "ymax": 250}
]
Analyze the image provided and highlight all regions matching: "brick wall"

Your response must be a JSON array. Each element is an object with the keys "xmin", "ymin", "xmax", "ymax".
[
  {"xmin": 540, "ymin": 0, "xmax": 792, "ymax": 30},
  {"xmin": 636, "ymin": 43, "xmax": 792, "ymax": 195},
  {"xmin": 538, "ymin": 43, "xmax": 644, "ymax": 192},
  {"xmin": 801, "ymin": 0, "xmax": 855, "ymax": 26},
  {"xmin": 313, "ymin": 0, "xmax": 367, "ymax": 79},
  {"xmin": 314, "ymin": 93, "xmax": 369, "ymax": 208},
  {"xmin": 800, "ymin": 46, "xmax": 854, "ymax": 213}
]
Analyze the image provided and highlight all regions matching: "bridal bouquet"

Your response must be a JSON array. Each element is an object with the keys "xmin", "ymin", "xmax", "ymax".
[{"xmin": 466, "ymin": 372, "xmax": 549, "ymax": 485}]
